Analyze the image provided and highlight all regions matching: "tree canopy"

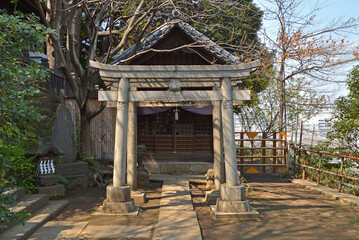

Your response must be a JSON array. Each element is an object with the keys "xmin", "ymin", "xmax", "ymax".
[
  {"xmin": 328, "ymin": 65, "xmax": 359, "ymax": 155},
  {"xmin": 26, "ymin": 0, "xmax": 266, "ymax": 156},
  {"xmin": 0, "ymin": 10, "xmax": 50, "ymax": 226}
]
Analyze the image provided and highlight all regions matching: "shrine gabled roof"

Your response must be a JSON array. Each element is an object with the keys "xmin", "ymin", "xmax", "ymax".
[{"xmin": 112, "ymin": 20, "xmax": 242, "ymax": 65}]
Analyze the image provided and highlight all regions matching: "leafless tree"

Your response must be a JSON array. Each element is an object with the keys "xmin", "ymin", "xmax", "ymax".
[
  {"xmin": 30, "ymin": 0, "xmax": 265, "ymax": 157},
  {"xmin": 257, "ymin": 0, "xmax": 359, "ymax": 132}
]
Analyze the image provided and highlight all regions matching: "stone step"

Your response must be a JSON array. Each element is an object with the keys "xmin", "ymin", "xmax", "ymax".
[
  {"xmin": 0, "ymin": 200, "xmax": 69, "ymax": 240},
  {"xmin": 9, "ymin": 194, "xmax": 49, "ymax": 216},
  {"xmin": 3, "ymin": 187, "xmax": 26, "ymax": 201},
  {"xmin": 144, "ymin": 162, "xmax": 212, "ymax": 174},
  {"xmin": 0, "ymin": 194, "xmax": 50, "ymax": 234}
]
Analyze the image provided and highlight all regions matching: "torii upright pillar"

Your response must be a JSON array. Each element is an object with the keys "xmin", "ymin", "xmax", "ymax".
[
  {"xmin": 102, "ymin": 78, "xmax": 136, "ymax": 214},
  {"xmin": 213, "ymin": 77, "xmax": 258, "ymax": 217}
]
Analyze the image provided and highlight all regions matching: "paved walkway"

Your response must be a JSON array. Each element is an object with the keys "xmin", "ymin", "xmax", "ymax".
[
  {"xmin": 28, "ymin": 174, "xmax": 203, "ymax": 239},
  {"xmin": 24, "ymin": 175, "xmax": 359, "ymax": 239},
  {"xmin": 152, "ymin": 177, "xmax": 202, "ymax": 240}
]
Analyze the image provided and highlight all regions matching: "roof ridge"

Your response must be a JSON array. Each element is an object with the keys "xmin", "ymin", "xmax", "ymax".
[{"xmin": 112, "ymin": 20, "xmax": 241, "ymax": 65}]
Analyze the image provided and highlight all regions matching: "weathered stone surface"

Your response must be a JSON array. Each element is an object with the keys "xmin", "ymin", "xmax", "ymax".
[
  {"xmin": 204, "ymin": 189, "xmax": 220, "ymax": 205},
  {"xmin": 137, "ymin": 170, "xmax": 149, "ymax": 189},
  {"xmin": 216, "ymin": 198, "xmax": 251, "ymax": 213},
  {"xmin": 160, "ymin": 164, "xmax": 189, "ymax": 174},
  {"xmin": 65, "ymin": 174, "xmax": 88, "ymax": 189},
  {"xmin": 36, "ymin": 175, "xmax": 59, "ymax": 187},
  {"xmin": 106, "ymin": 185, "xmax": 131, "ymax": 202},
  {"xmin": 220, "ymin": 184, "xmax": 245, "ymax": 201},
  {"xmin": 55, "ymin": 161, "xmax": 89, "ymax": 176},
  {"xmin": 28, "ymin": 221, "xmax": 87, "ymax": 240},
  {"xmin": 131, "ymin": 191, "xmax": 147, "ymax": 204},
  {"xmin": 102, "ymin": 199, "xmax": 135, "ymax": 213},
  {"xmin": 210, "ymin": 205, "xmax": 259, "ymax": 219},
  {"xmin": 38, "ymin": 184, "xmax": 65, "ymax": 198},
  {"xmin": 52, "ymin": 104, "xmax": 78, "ymax": 164},
  {"xmin": 189, "ymin": 163, "xmax": 213, "ymax": 174}
]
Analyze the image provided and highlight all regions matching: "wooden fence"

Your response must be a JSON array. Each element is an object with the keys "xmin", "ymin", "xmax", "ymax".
[
  {"xmin": 235, "ymin": 132, "xmax": 288, "ymax": 174},
  {"xmin": 65, "ymin": 98, "xmax": 116, "ymax": 161}
]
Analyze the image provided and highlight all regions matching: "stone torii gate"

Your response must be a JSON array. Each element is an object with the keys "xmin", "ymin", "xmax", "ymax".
[{"xmin": 90, "ymin": 60, "xmax": 259, "ymax": 215}]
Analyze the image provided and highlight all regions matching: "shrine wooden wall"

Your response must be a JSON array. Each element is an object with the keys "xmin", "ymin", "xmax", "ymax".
[{"xmin": 65, "ymin": 99, "xmax": 213, "ymax": 162}]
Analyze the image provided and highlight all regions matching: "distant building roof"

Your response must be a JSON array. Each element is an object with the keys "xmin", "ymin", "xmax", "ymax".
[{"xmin": 112, "ymin": 20, "xmax": 242, "ymax": 65}]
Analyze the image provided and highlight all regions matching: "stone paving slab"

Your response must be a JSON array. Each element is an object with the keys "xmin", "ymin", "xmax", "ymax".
[
  {"xmin": 290, "ymin": 179, "xmax": 359, "ymax": 207},
  {"xmin": 161, "ymin": 180, "xmax": 189, "ymax": 191},
  {"xmin": 28, "ymin": 221, "xmax": 88, "ymax": 240},
  {"xmin": 153, "ymin": 210, "xmax": 202, "ymax": 240},
  {"xmin": 0, "ymin": 200, "xmax": 69, "ymax": 240},
  {"xmin": 159, "ymin": 180, "xmax": 193, "ymax": 211},
  {"xmin": 77, "ymin": 225, "xmax": 153, "ymax": 239},
  {"xmin": 150, "ymin": 174, "xmax": 205, "ymax": 181},
  {"xmin": 153, "ymin": 178, "xmax": 202, "ymax": 239},
  {"xmin": 160, "ymin": 190, "xmax": 193, "ymax": 211}
]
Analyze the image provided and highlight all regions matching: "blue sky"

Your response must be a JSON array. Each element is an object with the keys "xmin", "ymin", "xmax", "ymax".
[{"xmin": 253, "ymin": 0, "xmax": 359, "ymax": 98}]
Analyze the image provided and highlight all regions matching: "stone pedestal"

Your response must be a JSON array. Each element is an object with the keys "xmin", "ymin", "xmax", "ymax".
[
  {"xmin": 212, "ymin": 184, "xmax": 258, "ymax": 218},
  {"xmin": 102, "ymin": 185, "xmax": 136, "ymax": 213},
  {"xmin": 131, "ymin": 190, "xmax": 147, "ymax": 204},
  {"xmin": 204, "ymin": 189, "xmax": 220, "ymax": 205}
]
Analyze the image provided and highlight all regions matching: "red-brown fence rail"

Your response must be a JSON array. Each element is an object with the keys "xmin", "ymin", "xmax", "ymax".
[
  {"xmin": 293, "ymin": 146, "xmax": 359, "ymax": 192},
  {"xmin": 235, "ymin": 132, "xmax": 288, "ymax": 174}
]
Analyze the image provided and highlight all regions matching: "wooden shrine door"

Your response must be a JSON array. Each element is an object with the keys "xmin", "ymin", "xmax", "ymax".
[{"xmin": 138, "ymin": 108, "xmax": 213, "ymax": 162}]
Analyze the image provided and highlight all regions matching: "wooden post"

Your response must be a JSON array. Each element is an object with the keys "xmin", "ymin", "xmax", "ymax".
[
  {"xmin": 113, "ymin": 78, "xmax": 129, "ymax": 187},
  {"xmin": 317, "ymin": 153, "xmax": 322, "ymax": 185},
  {"xmin": 221, "ymin": 77, "xmax": 238, "ymax": 186},
  {"xmin": 338, "ymin": 157, "xmax": 344, "ymax": 192},
  {"xmin": 240, "ymin": 132, "xmax": 244, "ymax": 173},
  {"xmin": 262, "ymin": 132, "xmax": 267, "ymax": 173},
  {"xmin": 212, "ymin": 101, "xmax": 223, "ymax": 190},
  {"xmin": 302, "ymin": 152, "xmax": 307, "ymax": 180},
  {"xmin": 127, "ymin": 101, "xmax": 137, "ymax": 190},
  {"xmin": 273, "ymin": 132, "xmax": 277, "ymax": 173}
]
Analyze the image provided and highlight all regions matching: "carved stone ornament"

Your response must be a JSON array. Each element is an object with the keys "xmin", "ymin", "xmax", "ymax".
[
  {"xmin": 117, "ymin": 101, "xmax": 128, "ymax": 110},
  {"xmin": 222, "ymin": 100, "xmax": 233, "ymax": 110}
]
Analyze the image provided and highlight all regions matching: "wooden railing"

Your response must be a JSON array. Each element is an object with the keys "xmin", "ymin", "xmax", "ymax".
[
  {"xmin": 293, "ymin": 147, "xmax": 359, "ymax": 192},
  {"xmin": 235, "ymin": 132, "xmax": 288, "ymax": 174}
]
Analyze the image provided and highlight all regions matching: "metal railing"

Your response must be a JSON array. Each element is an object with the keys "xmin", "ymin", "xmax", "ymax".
[{"xmin": 293, "ymin": 146, "xmax": 359, "ymax": 192}]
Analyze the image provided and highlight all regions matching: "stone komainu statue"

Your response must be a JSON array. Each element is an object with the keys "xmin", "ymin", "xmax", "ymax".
[{"xmin": 137, "ymin": 144, "xmax": 149, "ymax": 188}]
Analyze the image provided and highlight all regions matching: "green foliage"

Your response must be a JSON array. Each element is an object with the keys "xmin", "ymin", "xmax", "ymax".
[
  {"xmin": 0, "ymin": 11, "xmax": 50, "ymax": 224},
  {"xmin": 0, "ymin": 187, "xmax": 29, "ymax": 229},
  {"xmin": 294, "ymin": 149, "xmax": 359, "ymax": 196},
  {"xmin": 328, "ymin": 65, "xmax": 359, "ymax": 156},
  {"xmin": 57, "ymin": 176, "xmax": 68, "ymax": 186},
  {"xmin": 81, "ymin": 156, "xmax": 100, "ymax": 172},
  {"xmin": 191, "ymin": 0, "xmax": 263, "ymax": 56},
  {"xmin": 237, "ymin": 73, "xmax": 327, "ymax": 132}
]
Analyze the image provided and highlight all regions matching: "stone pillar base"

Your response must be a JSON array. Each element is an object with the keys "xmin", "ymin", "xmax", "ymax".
[
  {"xmin": 102, "ymin": 185, "xmax": 136, "ymax": 214},
  {"xmin": 204, "ymin": 189, "xmax": 220, "ymax": 205},
  {"xmin": 102, "ymin": 199, "xmax": 135, "ymax": 213},
  {"xmin": 216, "ymin": 199, "xmax": 252, "ymax": 212},
  {"xmin": 131, "ymin": 190, "xmax": 147, "ymax": 204},
  {"xmin": 212, "ymin": 183, "xmax": 259, "ymax": 218}
]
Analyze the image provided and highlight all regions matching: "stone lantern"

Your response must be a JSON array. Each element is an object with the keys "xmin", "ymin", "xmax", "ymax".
[{"xmin": 28, "ymin": 136, "xmax": 66, "ymax": 198}]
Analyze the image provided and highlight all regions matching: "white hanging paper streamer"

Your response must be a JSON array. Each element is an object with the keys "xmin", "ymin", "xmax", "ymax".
[
  {"xmin": 44, "ymin": 160, "xmax": 48, "ymax": 174},
  {"xmin": 39, "ymin": 161, "xmax": 44, "ymax": 175},
  {"xmin": 50, "ymin": 160, "xmax": 55, "ymax": 174}
]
